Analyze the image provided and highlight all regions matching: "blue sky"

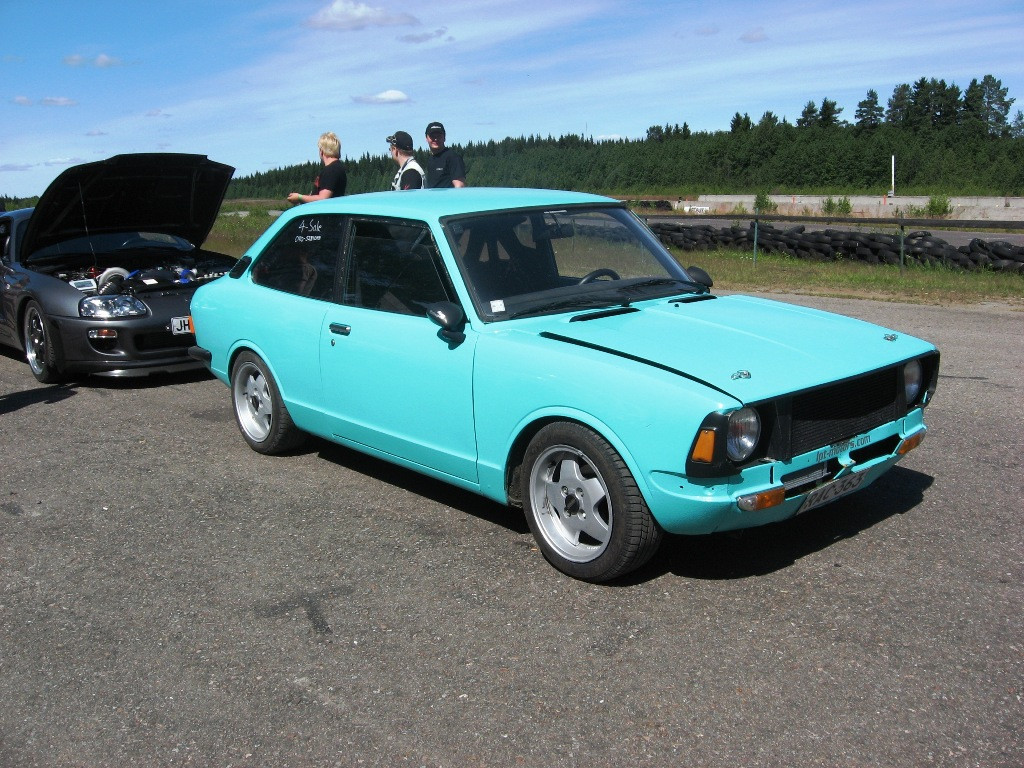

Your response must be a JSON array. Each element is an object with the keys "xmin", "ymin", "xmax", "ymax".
[{"xmin": 2, "ymin": 0, "xmax": 1023, "ymax": 197}]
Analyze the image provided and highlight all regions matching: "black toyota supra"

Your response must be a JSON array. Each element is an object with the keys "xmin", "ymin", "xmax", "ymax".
[{"xmin": 0, "ymin": 153, "xmax": 235, "ymax": 383}]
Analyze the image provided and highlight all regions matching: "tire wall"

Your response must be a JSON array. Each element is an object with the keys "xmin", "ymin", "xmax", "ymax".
[{"xmin": 649, "ymin": 221, "xmax": 1024, "ymax": 273}]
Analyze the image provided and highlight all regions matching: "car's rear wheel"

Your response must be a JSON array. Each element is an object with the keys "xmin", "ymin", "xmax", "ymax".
[
  {"xmin": 231, "ymin": 351, "xmax": 304, "ymax": 454},
  {"xmin": 22, "ymin": 301, "xmax": 65, "ymax": 384},
  {"xmin": 521, "ymin": 422, "xmax": 662, "ymax": 582}
]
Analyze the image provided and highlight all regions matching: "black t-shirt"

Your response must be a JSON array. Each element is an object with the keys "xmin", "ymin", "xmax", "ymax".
[
  {"xmin": 314, "ymin": 161, "xmax": 347, "ymax": 197},
  {"xmin": 425, "ymin": 147, "xmax": 466, "ymax": 189}
]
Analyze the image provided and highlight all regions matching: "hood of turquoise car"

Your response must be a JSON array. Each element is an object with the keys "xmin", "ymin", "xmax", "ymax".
[{"xmin": 532, "ymin": 294, "xmax": 932, "ymax": 404}]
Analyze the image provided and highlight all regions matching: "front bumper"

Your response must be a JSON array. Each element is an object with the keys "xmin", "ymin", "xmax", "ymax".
[
  {"xmin": 645, "ymin": 410, "xmax": 927, "ymax": 535},
  {"xmin": 50, "ymin": 313, "xmax": 203, "ymax": 377}
]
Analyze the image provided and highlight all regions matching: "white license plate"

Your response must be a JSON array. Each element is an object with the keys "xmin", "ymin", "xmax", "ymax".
[
  {"xmin": 171, "ymin": 316, "xmax": 194, "ymax": 335},
  {"xmin": 797, "ymin": 472, "xmax": 866, "ymax": 514}
]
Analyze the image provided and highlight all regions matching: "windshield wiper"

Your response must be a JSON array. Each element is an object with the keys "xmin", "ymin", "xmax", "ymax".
[
  {"xmin": 618, "ymin": 277, "xmax": 708, "ymax": 295},
  {"xmin": 507, "ymin": 295, "xmax": 626, "ymax": 319}
]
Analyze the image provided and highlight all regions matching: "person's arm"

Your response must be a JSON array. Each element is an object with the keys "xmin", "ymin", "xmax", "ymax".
[
  {"xmin": 287, "ymin": 190, "xmax": 332, "ymax": 204},
  {"xmin": 399, "ymin": 169, "xmax": 423, "ymax": 190},
  {"xmin": 451, "ymin": 154, "xmax": 467, "ymax": 187}
]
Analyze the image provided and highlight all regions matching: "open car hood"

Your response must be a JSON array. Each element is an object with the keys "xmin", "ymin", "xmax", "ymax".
[{"xmin": 21, "ymin": 153, "xmax": 234, "ymax": 263}]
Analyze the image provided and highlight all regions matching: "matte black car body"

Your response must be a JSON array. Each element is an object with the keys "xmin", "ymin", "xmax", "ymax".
[{"xmin": 0, "ymin": 153, "xmax": 235, "ymax": 382}]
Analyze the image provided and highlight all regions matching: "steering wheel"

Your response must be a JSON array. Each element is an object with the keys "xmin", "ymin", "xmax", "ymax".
[{"xmin": 578, "ymin": 268, "xmax": 620, "ymax": 285}]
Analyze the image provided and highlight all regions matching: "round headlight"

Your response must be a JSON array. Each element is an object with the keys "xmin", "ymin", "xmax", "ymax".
[
  {"xmin": 904, "ymin": 359, "xmax": 923, "ymax": 405},
  {"xmin": 79, "ymin": 295, "xmax": 149, "ymax": 318},
  {"xmin": 726, "ymin": 407, "xmax": 761, "ymax": 463}
]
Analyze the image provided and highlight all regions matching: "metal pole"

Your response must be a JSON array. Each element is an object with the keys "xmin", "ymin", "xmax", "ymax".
[
  {"xmin": 898, "ymin": 219, "xmax": 905, "ymax": 274},
  {"xmin": 753, "ymin": 210, "xmax": 759, "ymax": 266}
]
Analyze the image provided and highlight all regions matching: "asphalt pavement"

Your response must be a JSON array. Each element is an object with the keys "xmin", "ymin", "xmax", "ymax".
[{"xmin": 0, "ymin": 295, "xmax": 1021, "ymax": 767}]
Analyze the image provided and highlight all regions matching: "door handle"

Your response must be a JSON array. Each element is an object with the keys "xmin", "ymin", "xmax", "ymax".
[{"xmin": 329, "ymin": 323, "xmax": 351, "ymax": 336}]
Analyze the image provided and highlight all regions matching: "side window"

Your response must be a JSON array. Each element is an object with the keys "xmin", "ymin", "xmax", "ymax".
[
  {"xmin": 251, "ymin": 214, "xmax": 344, "ymax": 300},
  {"xmin": 343, "ymin": 219, "xmax": 451, "ymax": 316},
  {"xmin": 0, "ymin": 219, "xmax": 10, "ymax": 262}
]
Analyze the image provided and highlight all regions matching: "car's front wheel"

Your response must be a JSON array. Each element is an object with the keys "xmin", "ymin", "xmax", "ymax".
[
  {"xmin": 22, "ymin": 301, "xmax": 65, "ymax": 384},
  {"xmin": 230, "ymin": 351, "xmax": 305, "ymax": 454},
  {"xmin": 521, "ymin": 422, "xmax": 662, "ymax": 582}
]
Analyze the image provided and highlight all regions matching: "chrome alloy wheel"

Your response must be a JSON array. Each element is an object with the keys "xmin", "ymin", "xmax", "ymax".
[
  {"xmin": 528, "ymin": 444, "xmax": 613, "ymax": 563},
  {"xmin": 23, "ymin": 304, "xmax": 48, "ymax": 377},
  {"xmin": 233, "ymin": 360, "xmax": 273, "ymax": 443}
]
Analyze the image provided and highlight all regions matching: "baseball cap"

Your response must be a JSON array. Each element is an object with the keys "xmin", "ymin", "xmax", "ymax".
[
  {"xmin": 387, "ymin": 131, "xmax": 414, "ymax": 151},
  {"xmin": 425, "ymin": 121, "xmax": 446, "ymax": 136}
]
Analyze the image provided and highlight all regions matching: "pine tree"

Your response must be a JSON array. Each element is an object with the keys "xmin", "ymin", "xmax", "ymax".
[{"xmin": 855, "ymin": 89, "xmax": 884, "ymax": 129}]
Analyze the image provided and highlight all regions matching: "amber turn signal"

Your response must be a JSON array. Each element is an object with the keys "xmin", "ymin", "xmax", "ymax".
[
  {"xmin": 897, "ymin": 431, "xmax": 925, "ymax": 455},
  {"xmin": 737, "ymin": 486, "xmax": 786, "ymax": 512},
  {"xmin": 690, "ymin": 429, "xmax": 716, "ymax": 463}
]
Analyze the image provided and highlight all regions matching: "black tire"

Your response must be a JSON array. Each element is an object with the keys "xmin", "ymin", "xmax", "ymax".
[
  {"xmin": 521, "ymin": 422, "xmax": 662, "ymax": 582},
  {"xmin": 230, "ymin": 351, "xmax": 305, "ymax": 454},
  {"xmin": 22, "ymin": 300, "xmax": 65, "ymax": 384}
]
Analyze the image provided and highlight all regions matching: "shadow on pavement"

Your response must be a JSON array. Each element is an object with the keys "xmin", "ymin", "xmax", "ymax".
[{"xmin": 636, "ymin": 465, "xmax": 934, "ymax": 583}]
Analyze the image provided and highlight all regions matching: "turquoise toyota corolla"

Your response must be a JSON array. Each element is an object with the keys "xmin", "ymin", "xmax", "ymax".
[{"xmin": 189, "ymin": 188, "xmax": 939, "ymax": 582}]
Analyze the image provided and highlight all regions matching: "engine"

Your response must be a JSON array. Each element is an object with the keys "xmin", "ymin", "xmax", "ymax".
[{"xmin": 55, "ymin": 257, "xmax": 231, "ymax": 296}]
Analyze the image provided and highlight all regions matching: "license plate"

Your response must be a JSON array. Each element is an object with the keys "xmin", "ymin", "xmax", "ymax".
[
  {"xmin": 171, "ymin": 316, "xmax": 194, "ymax": 335},
  {"xmin": 797, "ymin": 472, "xmax": 866, "ymax": 514}
]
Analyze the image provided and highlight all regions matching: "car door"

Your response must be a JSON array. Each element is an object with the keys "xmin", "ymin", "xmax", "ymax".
[
  {"xmin": 0, "ymin": 214, "xmax": 27, "ymax": 347},
  {"xmin": 318, "ymin": 217, "xmax": 478, "ymax": 483},
  {"xmin": 245, "ymin": 212, "xmax": 346, "ymax": 412}
]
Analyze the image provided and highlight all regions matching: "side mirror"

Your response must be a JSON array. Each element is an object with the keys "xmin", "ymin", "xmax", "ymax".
[
  {"xmin": 686, "ymin": 265, "xmax": 713, "ymax": 289},
  {"xmin": 427, "ymin": 301, "xmax": 466, "ymax": 345}
]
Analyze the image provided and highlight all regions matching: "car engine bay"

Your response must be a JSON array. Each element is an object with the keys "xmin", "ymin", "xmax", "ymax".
[{"xmin": 46, "ymin": 252, "xmax": 235, "ymax": 296}]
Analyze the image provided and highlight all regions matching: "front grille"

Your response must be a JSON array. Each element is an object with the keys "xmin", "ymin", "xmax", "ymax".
[
  {"xmin": 134, "ymin": 331, "xmax": 193, "ymax": 352},
  {"xmin": 765, "ymin": 367, "xmax": 900, "ymax": 460},
  {"xmin": 789, "ymin": 367, "xmax": 898, "ymax": 456}
]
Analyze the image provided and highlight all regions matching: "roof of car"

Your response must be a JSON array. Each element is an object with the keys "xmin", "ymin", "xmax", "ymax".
[{"xmin": 292, "ymin": 187, "xmax": 620, "ymax": 220}]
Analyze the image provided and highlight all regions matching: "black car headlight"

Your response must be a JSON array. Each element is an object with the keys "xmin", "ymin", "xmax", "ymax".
[
  {"xmin": 79, "ymin": 295, "xmax": 149, "ymax": 318},
  {"xmin": 726, "ymin": 407, "xmax": 761, "ymax": 462}
]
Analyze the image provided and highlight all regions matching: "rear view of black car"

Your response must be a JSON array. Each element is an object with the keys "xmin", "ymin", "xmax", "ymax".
[{"xmin": 0, "ymin": 153, "xmax": 234, "ymax": 383}]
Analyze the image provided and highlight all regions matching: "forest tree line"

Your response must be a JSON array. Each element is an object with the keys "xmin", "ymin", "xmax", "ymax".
[
  {"xmin": 2, "ymin": 74, "xmax": 1021, "ymax": 211},
  {"xmin": 224, "ymin": 74, "xmax": 1023, "ymax": 201}
]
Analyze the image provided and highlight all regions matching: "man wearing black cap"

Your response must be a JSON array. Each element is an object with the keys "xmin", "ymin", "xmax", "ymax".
[
  {"xmin": 424, "ymin": 121, "xmax": 466, "ymax": 188},
  {"xmin": 387, "ymin": 131, "xmax": 425, "ymax": 190}
]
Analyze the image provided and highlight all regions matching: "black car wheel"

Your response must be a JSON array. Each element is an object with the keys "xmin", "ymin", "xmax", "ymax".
[
  {"xmin": 22, "ymin": 301, "xmax": 65, "ymax": 384},
  {"xmin": 231, "ymin": 351, "xmax": 305, "ymax": 454},
  {"xmin": 521, "ymin": 422, "xmax": 662, "ymax": 582}
]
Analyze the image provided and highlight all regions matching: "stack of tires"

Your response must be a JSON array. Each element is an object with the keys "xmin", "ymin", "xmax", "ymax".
[{"xmin": 649, "ymin": 221, "xmax": 1024, "ymax": 273}]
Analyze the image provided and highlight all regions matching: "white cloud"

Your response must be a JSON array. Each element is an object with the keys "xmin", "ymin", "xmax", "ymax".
[
  {"xmin": 13, "ymin": 96, "xmax": 33, "ymax": 106},
  {"xmin": 307, "ymin": 0, "xmax": 419, "ymax": 31},
  {"xmin": 740, "ymin": 27, "xmax": 768, "ymax": 43},
  {"xmin": 64, "ymin": 52, "xmax": 123, "ymax": 67},
  {"xmin": 399, "ymin": 27, "xmax": 449, "ymax": 44},
  {"xmin": 352, "ymin": 89, "xmax": 410, "ymax": 104},
  {"xmin": 41, "ymin": 97, "xmax": 77, "ymax": 106}
]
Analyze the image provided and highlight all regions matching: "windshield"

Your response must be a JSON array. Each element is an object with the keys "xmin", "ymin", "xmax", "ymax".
[{"xmin": 445, "ymin": 205, "xmax": 705, "ymax": 321}]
